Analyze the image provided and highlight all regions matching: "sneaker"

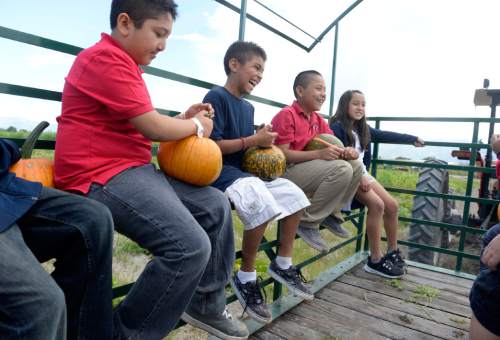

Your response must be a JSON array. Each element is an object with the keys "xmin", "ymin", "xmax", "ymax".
[
  {"xmin": 268, "ymin": 261, "xmax": 314, "ymax": 300},
  {"xmin": 363, "ymin": 255, "xmax": 405, "ymax": 279},
  {"xmin": 321, "ymin": 215, "xmax": 350, "ymax": 238},
  {"xmin": 181, "ymin": 308, "xmax": 249, "ymax": 340},
  {"xmin": 387, "ymin": 248, "xmax": 407, "ymax": 270},
  {"xmin": 229, "ymin": 274, "xmax": 272, "ymax": 324},
  {"xmin": 296, "ymin": 226, "xmax": 329, "ymax": 252}
]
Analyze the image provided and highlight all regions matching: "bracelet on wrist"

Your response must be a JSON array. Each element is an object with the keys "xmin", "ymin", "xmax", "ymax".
[{"xmin": 240, "ymin": 137, "xmax": 246, "ymax": 150}]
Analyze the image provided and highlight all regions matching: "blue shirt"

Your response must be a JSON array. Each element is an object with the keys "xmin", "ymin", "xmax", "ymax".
[
  {"xmin": 204, "ymin": 86, "xmax": 254, "ymax": 191},
  {"xmin": 0, "ymin": 139, "xmax": 42, "ymax": 232}
]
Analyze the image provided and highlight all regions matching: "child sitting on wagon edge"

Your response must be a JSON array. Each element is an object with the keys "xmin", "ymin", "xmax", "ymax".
[
  {"xmin": 330, "ymin": 90, "xmax": 424, "ymax": 278},
  {"xmin": 54, "ymin": 1, "xmax": 247, "ymax": 339},
  {"xmin": 270, "ymin": 70, "xmax": 363, "ymax": 252},
  {"xmin": 203, "ymin": 41, "xmax": 313, "ymax": 324}
]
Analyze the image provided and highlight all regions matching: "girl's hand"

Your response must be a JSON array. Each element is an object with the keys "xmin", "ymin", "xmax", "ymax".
[
  {"xmin": 491, "ymin": 134, "xmax": 500, "ymax": 153},
  {"xmin": 414, "ymin": 137, "xmax": 425, "ymax": 147},
  {"xmin": 343, "ymin": 147, "xmax": 359, "ymax": 160},
  {"xmin": 359, "ymin": 176, "xmax": 372, "ymax": 192},
  {"xmin": 184, "ymin": 103, "xmax": 214, "ymax": 119},
  {"xmin": 482, "ymin": 234, "xmax": 500, "ymax": 270}
]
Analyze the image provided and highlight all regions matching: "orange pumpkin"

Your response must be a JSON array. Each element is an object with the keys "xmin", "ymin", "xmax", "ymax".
[
  {"xmin": 157, "ymin": 135, "xmax": 222, "ymax": 186},
  {"xmin": 10, "ymin": 121, "xmax": 54, "ymax": 187}
]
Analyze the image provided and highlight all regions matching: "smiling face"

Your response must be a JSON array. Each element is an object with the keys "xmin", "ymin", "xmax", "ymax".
[
  {"xmin": 227, "ymin": 54, "xmax": 265, "ymax": 97},
  {"xmin": 348, "ymin": 92, "xmax": 366, "ymax": 121},
  {"xmin": 297, "ymin": 74, "xmax": 326, "ymax": 113},
  {"xmin": 114, "ymin": 12, "xmax": 173, "ymax": 65}
]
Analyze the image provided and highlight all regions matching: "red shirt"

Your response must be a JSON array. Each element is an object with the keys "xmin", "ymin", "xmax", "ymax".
[
  {"xmin": 271, "ymin": 100, "xmax": 333, "ymax": 151},
  {"xmin": 54, "ymin": 33, "xmax": 154, "ymax": 193}
]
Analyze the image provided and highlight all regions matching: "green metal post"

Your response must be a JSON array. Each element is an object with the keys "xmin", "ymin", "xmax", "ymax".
[
  {"xmin": 273, "ymin": 222, "xmax": 282, "ymax": 299},
  {"xmin": 238, "ymin": 0, "xmax": 248, "ymax": 41},
  {"xmin": 370, "ymin": 119, "xmax": 381, "ymax": 178},
  {"xmin": 355, "ymin": 208, "xmax": 366, "ymax": 252},
  {"xmin": 329, "ymin": 24, "xmax": 339, "ymax": 116},
  {"xmin": 455, "ymin": 122, "xmax": 479, "ymax": 271}
]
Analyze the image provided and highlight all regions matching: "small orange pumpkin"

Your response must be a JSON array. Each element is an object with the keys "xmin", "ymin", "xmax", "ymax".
[
  {"xmin": 10, "ymin": 121, "xmax": 54, "ymax": 188},
  {"xmin": 157, "ymin": 135, "xmax": 222, "ymax": 186}
]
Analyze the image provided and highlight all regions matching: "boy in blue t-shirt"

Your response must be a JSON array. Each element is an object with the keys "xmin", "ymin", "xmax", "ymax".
[{"xmin": 204, "ymin": 41, "xmax": 313, "ymax": 324}]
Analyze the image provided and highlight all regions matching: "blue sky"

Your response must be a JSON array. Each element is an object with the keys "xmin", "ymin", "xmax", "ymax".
[{"xmin": 2, "ymin": 0, "xmax": 500, "ymax": 161}]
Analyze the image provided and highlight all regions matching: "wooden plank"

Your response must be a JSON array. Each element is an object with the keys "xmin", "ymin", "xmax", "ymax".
[
  {"xmin": 349, "ymin": 265, "xmax": 471, "ymax": 302},
  {"xmin": 317, "ymin": 284, "xmax": 469, "ymax": 338},
  {"xmin": 348, "ymin": 267, "xmax": 469, "ymax": 307},
  {"xmin": 250, "ymin": 330, "xmax": 287, "ymax": 340},
  {"xmin": 337, "ymin": 270, "xmax": 471, "ymax": 316},
  {"xmin": 322, "ymin": 281, "xmax": 470, "ymax": 331},
  {"xmin": 288, "ymin": 297, "xmax": 436, "ymax": 339},
  {"xmin": 408, "ymin": 266, "xmax": 474, "ymax": 289}
]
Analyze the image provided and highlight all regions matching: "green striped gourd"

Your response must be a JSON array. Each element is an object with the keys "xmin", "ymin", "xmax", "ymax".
[{"xmin": 304, "ymin": 133, "xmax": 344, "ymax": 150}]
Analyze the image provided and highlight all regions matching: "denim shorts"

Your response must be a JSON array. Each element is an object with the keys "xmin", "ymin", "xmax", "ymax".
[{"xmin": 469, "ymin": 269, "xmax": 500, "ymax": 335}]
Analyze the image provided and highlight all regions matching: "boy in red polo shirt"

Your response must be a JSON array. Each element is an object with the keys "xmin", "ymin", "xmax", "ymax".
[
  {"xmin": 54, "ymin": 1, "xmax": 247, "ymax": 339},
  {"xmin": 271, "ymin": 70, "xmax": 363, "ymax": 252}
]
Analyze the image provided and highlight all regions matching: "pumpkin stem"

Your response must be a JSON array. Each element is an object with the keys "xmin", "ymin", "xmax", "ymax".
[{"xmin": 20, "ymin": 121, "xmax": 50, "ymax": 159}]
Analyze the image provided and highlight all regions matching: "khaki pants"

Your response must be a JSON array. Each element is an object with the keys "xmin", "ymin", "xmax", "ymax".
[{"xmin": 283, "ymin": 159, "xmax": 363, "ymax": 229}]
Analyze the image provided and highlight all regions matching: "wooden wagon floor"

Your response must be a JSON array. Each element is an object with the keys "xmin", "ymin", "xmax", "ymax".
[{"xmin": 252, "ymin": 263, "xmax": 473, "ymax": 340}]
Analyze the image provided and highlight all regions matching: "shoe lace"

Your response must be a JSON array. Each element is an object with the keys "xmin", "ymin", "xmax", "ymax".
[
  {"xmin": 288, "ymin": 266, "xmax": 308, "ymax": 284},
  {"xmin": 222, "ymin": 308, "xmax": 233, "ymax": 320},
  {"xmin": 389, "ymin": 249, "xmax": 405, "ymax": 265},
  {"xmin": 241, "ymin": 276, "xmax": 267, "ymax": 318}
]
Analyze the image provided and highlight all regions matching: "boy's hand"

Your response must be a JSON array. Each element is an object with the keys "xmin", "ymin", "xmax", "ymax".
[
  {"xmin": 194, "ymin": 111, "xmax": 213, "ymax": 137},
  {"xmin": 414, "ymin": 137, "xmax": 425, "ymax": 147},
  {"xmin": 254, "ymin": 124, "xmax": 278, "ymax": 147},
  {"xmin": 482, "ymin": 234, "xmax": 500, "ymax": 270},
  {"xmin": 318, "ymin": 145, "xmax": 344, "ymax": 160},
  {"xmin": 184, "ymin": 103, "xmax": 214, "ymax": 119},
  {"xmin": 343, "ymin": 147, "xmax": 359, "ymax": 160},
  {"xmin": 359, "ymin": 176, "xmax": 372, "ymax": 192}
]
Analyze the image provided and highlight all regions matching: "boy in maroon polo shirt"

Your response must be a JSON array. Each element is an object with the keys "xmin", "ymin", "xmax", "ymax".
[
  {"xmin": 54, "ymin": 1, "xmax": 247, "ymax": 339},
  {"xmin": 271, "ymin": 70, "xmax": 363, "ymax": 252}
]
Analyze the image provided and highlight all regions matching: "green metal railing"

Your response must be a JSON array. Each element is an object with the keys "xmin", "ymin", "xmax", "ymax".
[{"xmin": 369, "ymin": 116, "xmax": 500, "ymax": 272}]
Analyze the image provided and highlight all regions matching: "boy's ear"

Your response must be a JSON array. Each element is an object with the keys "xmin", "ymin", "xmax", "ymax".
[
  {"xmin": 228, "ymin": 58, "xmax": 240, "ymax": 74},
  {"xmin": 115, "ymin": 13, "xmax": 134, "ymax": 37},
  {"xmin": 296, "ymin": 85, "xmax": 304, "ymax": 98}
]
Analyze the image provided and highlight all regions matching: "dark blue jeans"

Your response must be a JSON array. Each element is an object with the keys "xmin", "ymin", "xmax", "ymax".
[
  {"xmin": 470, "ymin": 223, "xmax": 500, "ymax": 336},
  {"xmin": 87, "ymin": 164, "xmax": 235, "ymax": 340},
  {"xmin": 0, "ymin": 187, "xmax": 114, "ymax": 340}
]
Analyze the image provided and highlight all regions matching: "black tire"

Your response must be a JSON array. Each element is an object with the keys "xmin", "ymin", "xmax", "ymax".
[{"xmin": 408, "ymin": 159, "xmax": 450, "ymax": 265}]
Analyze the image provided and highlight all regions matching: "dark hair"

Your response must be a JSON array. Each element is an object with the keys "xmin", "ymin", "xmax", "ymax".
[
  {"xmin": 331, "ymin": 90, "xmax": 371, "ymax": 150},
  {"xmin": 223, "ymin": 41, "xmax": 267, "ymax": 76},
  {"xmin": 293, "ymin": 70, "xmax": 322, "ymax": 99},
  {"xmin": 110, "ymin": 0, "xmax": 178, "ymax": 29}
]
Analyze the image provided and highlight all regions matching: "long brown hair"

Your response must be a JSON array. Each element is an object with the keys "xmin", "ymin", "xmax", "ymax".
[{"xmin": 330, "ymin": 90, "xmax": 371, "ymax": 150}]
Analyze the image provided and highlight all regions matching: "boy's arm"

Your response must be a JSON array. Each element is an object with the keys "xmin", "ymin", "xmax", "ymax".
[
  {"xmin": 130, "ymin": 109, "xmax": 213, "ymax": 141},
  {"xmin": 482, "ymin": 234, "xmax": 500, "ymax": 270},
  {"xmin": 216, "ymin": 125, "xmax": 277, "ymax": 155}
]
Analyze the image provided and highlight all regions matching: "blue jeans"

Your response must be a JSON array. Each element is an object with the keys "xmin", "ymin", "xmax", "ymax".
[
  {"xmin": 87, "ymin": 164, "xmax": 235, "ymax": 340},
  {"xmin": 469, "ymin": 223, "xmax": 500, "ymax": 336},
  {"xmin": 0, "ymin": 187, "xmax": 114, "ymax": 340}
]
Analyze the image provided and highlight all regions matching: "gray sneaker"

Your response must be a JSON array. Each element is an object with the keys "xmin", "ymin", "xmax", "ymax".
[
  {"xmin": 321, "ymin": 215, "xmax": 350, "ymax": 238},
  {"xmin": 181, "ymin": 308, "xmax": 249, "ymax": 340},
  {"xmin": 296, "ymin": 226, "xmax": 328, "ymax": 252}
]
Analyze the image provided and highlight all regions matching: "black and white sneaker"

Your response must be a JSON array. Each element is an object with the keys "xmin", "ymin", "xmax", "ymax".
[
  {"xmin": 267, "ymin": 261, "xmax": 314, "ymax": 300},
  {"xmin": 229, "ymin": 274, "xmax": 272, "ymax": 324},
  {"xmin": 387, "ymin": 248, "xmax": 407, "ymax": 271},
  {"xmin": 364, "ymin": 255, "xmax": 405, "ymax": 279}
]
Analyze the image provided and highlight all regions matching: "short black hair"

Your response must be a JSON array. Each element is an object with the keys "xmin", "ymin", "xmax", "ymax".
[
  {"xmin": 293, "ymin": 70, "xmax": 322, "ymax": 99},
  {"xmin": 223, "ymin": 41, "xmax": 267, "ymax": 76},
  {"xmin": 110, "ymin": 0, "xmax": 178, "ymax": 30}
]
